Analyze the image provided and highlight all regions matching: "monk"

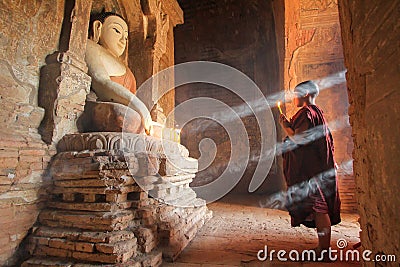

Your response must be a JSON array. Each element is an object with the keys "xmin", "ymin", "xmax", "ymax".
[
  {"xmin": 85, "ymin": 11, "xmax": 151, "ymax": 133},
  {"xmin": 279, "ymin": 80, "xmax": 341, "ymax": 258}
]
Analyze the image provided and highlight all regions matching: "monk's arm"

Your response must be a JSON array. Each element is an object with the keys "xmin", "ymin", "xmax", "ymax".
[
  {"xmin": 282, "ymin": 125, "xmax": 295, "ymax": 138},
  {"xmin": 290, "ymin": 113, "xmax": 311, "ymax": 144},
  {"xmin": 279, "ymin": 112, "xmax": 310, "ymax": 144},
  {"xmin": 279, "ymin": 114, "xmax": 296, "ymax": 140}
]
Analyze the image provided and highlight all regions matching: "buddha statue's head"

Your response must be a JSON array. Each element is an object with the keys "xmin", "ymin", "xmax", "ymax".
[{"xmin": 89, "ymin": 11, "xmax": 128, "ymax": 59}]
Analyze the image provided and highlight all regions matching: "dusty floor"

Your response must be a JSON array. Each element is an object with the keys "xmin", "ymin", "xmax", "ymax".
[{"xmin": 164, "ymin": 195, "xmax": 361, "ymax": 267}]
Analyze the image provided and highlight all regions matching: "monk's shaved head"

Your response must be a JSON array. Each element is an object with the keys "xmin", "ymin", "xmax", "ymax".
[{"xmin": 294, "ymin": 80, "xmax": 319, "ymax": 98}]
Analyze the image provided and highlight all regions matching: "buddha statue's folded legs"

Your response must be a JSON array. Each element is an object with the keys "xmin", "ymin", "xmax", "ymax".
[{"xmin": 78, "ymin": 100, "xmax": 144, "ymax": 133}]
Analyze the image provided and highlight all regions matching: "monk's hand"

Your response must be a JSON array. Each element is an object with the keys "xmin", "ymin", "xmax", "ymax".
[
  {"xmin": 279, "ymin": 114, "xmax": 291, "ymax": 128},
  {"xmin": 335, "ymin": 162, "xmax": 339, "ymax": 170}
]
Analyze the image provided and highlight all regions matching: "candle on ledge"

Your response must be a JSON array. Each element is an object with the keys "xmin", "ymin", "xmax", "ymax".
[
  {"xmin": 174, "ymin": 128, "xmax": 181, "ymax": 143},
  {"xmin": 277, "ymin": 101, "xmax": 283, "ymax": 114},
  {"xmin": 149, "ymin": 121, "xmax": 164, "ymax": 138}
]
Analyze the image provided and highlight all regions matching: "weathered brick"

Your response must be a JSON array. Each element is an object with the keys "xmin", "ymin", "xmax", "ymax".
[
  {"xmin": 33, "ymin": 237, "xmax": 50, "ymax": 246},
  {"xmin": 19, "ymin": 149, "xmax": 46, "ymax": 156},
  {"xmin": 74, "ymin": 242, "xmax": 94, "ymax": 252},
  {"xmin": 0, "ymin": 149, "xmax": 18, "ymax": 158},
  {"xmin": 36, "ymin": 245, "xmax": 71, "ymax": 258},
  {"xmin": 19, "ymin": 155, "xmax": 42, "ymax": 163},
  {"xmin": 95, "ymin": 239, "xmax": 137, "ymax": 254},
  {"xmin": 0, "ymin": 158, "xmax": 19, "ymax": 168},
  {"xmin": 72, "ymin": 250, "xmax": 134, "ymax": 263},
  {"xmin": 48, "ymin": 238, "xmax": 75, "ymax": 250}
]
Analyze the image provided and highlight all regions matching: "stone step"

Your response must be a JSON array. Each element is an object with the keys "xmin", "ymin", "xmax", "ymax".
[
  {"xmin": 23, "ymin": 247, "xmax": 162, "ymax": 266},
  {"xmin": 47, "ymin": 198, "xmax": 152, "ymax": 212},
  {"xmin": 161, "ymin": 209, "xmax": 211, "ymax": 262},
  {"xmin": 159, "ymin": 205, "xmax": 208, "ymax": 236},
  {"xmin": 22, "ymin": 257, "xmax": 75, "ymax": 267},
  {"xmin": 39, "ymin": 210, "xmax": 137, "ymax": 231},
  {"xmin": 34, "ymin": 227, "xmax": 136, "ymax": 243},
  {"xmin": 31, "ymin": 236, "xmax": 138, "ymax": 255},
  {"xmin": 33, "ymin": 243, "xmax": 136, "ymax": 264}
]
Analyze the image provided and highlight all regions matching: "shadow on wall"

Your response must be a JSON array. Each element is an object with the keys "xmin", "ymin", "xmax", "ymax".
[{"xmin": 38, "ymin": 53, "xmax": 63, "ymax": 144}]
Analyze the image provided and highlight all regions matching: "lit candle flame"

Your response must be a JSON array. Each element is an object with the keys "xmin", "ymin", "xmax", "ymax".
[{"xmin": 277, "ymin": 101, "xmax": 283, "ymax": 114}]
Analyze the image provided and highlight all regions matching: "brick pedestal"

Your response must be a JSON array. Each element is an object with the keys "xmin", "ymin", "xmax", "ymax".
[{"xmin": 22, "ymin": 133, "xmax": 211, "ymax": 266}]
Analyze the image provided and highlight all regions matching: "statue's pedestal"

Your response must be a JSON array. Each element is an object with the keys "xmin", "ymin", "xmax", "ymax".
[{"xmin": 22, "ymin": 133, "xmax": 211, "ymax": 267}]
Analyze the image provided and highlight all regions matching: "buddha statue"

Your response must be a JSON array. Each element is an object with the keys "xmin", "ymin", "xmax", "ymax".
[{"xmin": 80, "ymin": 11, "xmax": 151, "ymax": 134}]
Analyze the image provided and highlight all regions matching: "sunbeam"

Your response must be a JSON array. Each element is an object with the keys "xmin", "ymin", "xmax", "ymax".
[
  {"xmin": 259, "ymin": 160, "xmax": 352, "ymax": 210},
  {"xmin": 181, "ymin": 71, "xmax": 347, "ymax": 134},
  {"xmin": 248, "ymin": 115, "xmax": 350, "ymax": 163}
]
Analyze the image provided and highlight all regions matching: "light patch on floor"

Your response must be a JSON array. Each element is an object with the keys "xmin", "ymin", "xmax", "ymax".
[{"xmin": 164, "ymin": 195, "xmax": 360, "ymax": 266}]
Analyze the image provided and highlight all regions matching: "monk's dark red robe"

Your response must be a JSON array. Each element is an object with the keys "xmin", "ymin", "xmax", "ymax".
[{"xmin": 282, "ymin": 105, "xmax": 341, "ymax": 228}]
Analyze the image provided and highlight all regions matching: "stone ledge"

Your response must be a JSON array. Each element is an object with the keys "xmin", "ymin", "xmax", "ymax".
[{"xmin": 56, "ymin": 133, "xmax": 189, "ymax": 158}]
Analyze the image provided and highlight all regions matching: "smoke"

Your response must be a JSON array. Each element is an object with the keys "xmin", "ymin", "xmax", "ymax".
[
  {"xmin": 259, "ymin": 160, "xmax": 353, "ymax": 210},
  {"xmin": 315, "ymin": 71, "xmax": 347, "ymax": 90},
  {"xmin": 278, "ymin": 116, "xmax": 350, "ymax": 155},
  {"xmin": 184, "ymin": 97, "xmax": 273, "ymax": 134},
  {"xmin": 337, "ymin": 159, "xmax": 353, "ymax": 176}
]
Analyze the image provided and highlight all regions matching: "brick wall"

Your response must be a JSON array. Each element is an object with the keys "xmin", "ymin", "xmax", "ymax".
[
  {"xmin": 174, "ymin": 0, "xmax": 285, "ymax": 194},
  {"xmin": 338, "ymin": 0, "xmax": 400, "ymax": 263},
  {"xmin": 0, "ymin": 0, "xmax": 64, "ymax": 265}
]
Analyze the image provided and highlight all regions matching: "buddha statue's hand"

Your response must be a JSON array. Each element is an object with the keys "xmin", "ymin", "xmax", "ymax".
[{"xmin": 143, "ymin": 116, "xmax": 152, "ymax": 135}]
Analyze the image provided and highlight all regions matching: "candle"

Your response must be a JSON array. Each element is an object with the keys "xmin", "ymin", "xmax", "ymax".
[
  {"xmin": 149, "ymin": 121, "xmax": 164, "ymax": 138},
  {"xmin": 277, "ymin": 101, "xmax": 283, "ymax": 114},
  {"xmin": 149, "ymin": 125, "xmax": 154, "ymax": 136},
  {"xmin": 175, "ymin": 128, "xmax": 181, "ymax": 143}
]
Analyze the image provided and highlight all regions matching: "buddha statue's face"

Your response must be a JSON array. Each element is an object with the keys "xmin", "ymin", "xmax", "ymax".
[{"xmin": 98, "ymin": 15, "xmax": 128, "ymax": 57}]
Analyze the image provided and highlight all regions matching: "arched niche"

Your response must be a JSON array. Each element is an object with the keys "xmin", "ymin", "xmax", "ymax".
[{"xmin": 89, "ymin": 0, "xmax": 183, "ymax": 127}]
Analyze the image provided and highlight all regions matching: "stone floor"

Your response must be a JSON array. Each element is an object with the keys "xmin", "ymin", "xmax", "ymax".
[{"xmin": 164, "ymin": 194, "xmax": 361, "ymax": 267}]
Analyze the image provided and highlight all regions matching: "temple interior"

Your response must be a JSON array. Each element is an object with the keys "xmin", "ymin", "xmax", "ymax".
[{"xmin": 0, "ymin": 0, "xmax": 398, "ymax": 266}]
